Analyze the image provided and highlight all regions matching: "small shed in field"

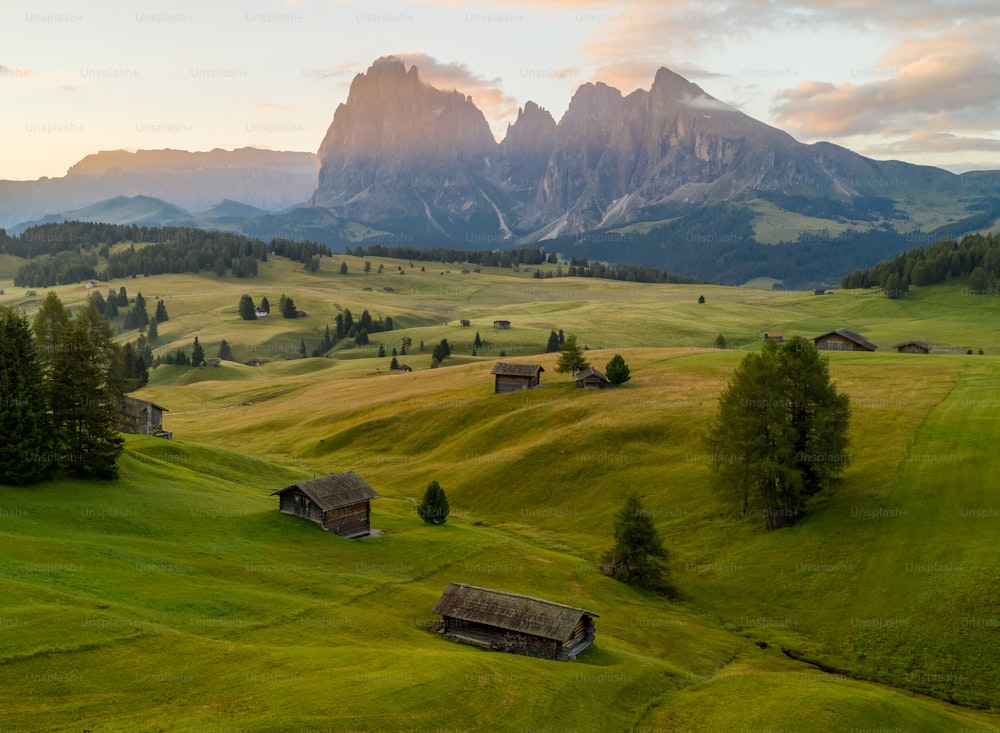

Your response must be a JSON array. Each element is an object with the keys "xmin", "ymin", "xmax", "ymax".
[
  {"xmin": 431, "ymin": 583, "xmax": 598, "ymax": 661},
  {"xmin": 895, "ymin": 340, "xmax": 931, "ymax": 354},
  {"xmin": 813, "ymin": 328, "xmax": 877, "ymax": 352},
  {"xmin": 491, "ymin": 362, "xmax": 543, "ymax": 393},
  {"xmin": 271, "ymin": 472, "xmax": 381, "ymax": 538},
  {"xmin": 397, "ymin": 363, "xmax": 412, "ymax": 372},
  {"xmin": 493, "ymin": 320, "xmax": 511, "ymax": 329},
  {"xmin": 573, "ymin": 367, "xmax": 609, "ymax": 389},
  {"xmin": 123, "ymin": 397, "xmax": 171, "ymax": 439},
  {"xmin": 763, "ymin": 331, "xmax": 784, "ymax": 343},
  {"xmin": 202, "ymin": 357, "xmax": 222, "ymax": 367},
  {"xmin": 460, "ymin": 319, "xmax": 471, "ymax": 327}
]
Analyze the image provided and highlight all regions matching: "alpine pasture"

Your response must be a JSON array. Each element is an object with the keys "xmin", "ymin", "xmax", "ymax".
[{"xmin": 2, "ymin": 252, "xmax": 999, "ymax": 732}]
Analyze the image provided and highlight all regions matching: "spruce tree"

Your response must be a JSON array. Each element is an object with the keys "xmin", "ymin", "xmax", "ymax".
[
  {"xmin": 417, "ymin": 480, "xmax": 450, "ymax": 525},
  {"xmin": 33, "ymin": 291, "xmax": 70, "ymax": 374},
  {"xmin": 147, "ymin": 319, "xmax": 158, "ymax": 341},
  {"xmin": 260, "ymin": 297, "xmax": 270, "ymax": 314},
  {"xmin": 0, "ymin": 306, "xmax": 54, "ymax": 484},
  {"xmin": 605, "ymin": 354, "xmax": 631, "ymax": 385},
  {"xmin": 239, "ymin": 294, "xmax": 257, "ymax": 320},
  {"xmin": 218, "ymin": 339, "xmax": 234, "ymax": 361},
  {"xmin": 190, "ymin": 337, "xmax": 205, "ymax": 366},
  {"xmin": 48, "ymin": 302, "xmax": 124, "ymax": 479},
  {"xmin": 601, "ymin": 493, "xmax": 669, "ymax": 591},
  {"xmin": 545, "ymin": 330, "xmax": 561, "ymax": 353}
]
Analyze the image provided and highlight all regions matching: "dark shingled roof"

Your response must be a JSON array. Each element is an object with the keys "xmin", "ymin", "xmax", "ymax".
[
  {"xmin": 126, "ymin": 396, "xmax": 169, "ymax": 413},
  {"xmin": 895, "ymin": 340, "xmax": 931, "ymax": 350},
  {"xmin": 432, "ymin": 583, "xmax": 598, "ymax": 641},
  {"xmin": 814, "ymin": 328, "xmax": 877, "ymax": 351},
  {"xmin": 270, "ymin": 472, "xmax": 380, "ymax": 510},
  {"xmin": 490, "ymin": 362, "xmax": 544, "ymax": 377}
]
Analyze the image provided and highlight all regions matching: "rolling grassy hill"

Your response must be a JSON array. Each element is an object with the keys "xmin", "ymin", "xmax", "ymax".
[{"xmin": 3, "ymin": 252, "xmax": 1000, "ymax": 731}]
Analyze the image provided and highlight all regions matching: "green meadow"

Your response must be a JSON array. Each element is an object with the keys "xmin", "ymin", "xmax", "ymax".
[{"xmin": 2, "ymin": 253, "xmax": 1000, "ymax": 732}]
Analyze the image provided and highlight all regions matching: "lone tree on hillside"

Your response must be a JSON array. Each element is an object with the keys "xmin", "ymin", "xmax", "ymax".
[
  {"xmin": 417, "ymin": 480, "xmax": 450, "ymax": 525},
  {"xmin": 704, "ymin": 336, "xmax": 851, "ymax": 529},
  {"xmin": 605, "ymin": 354, "xmax": 631, "ymax": 385},
  {"xmin": 556, "ymin": 333, "xmax": 589, "ymax": 375},
  {"xmin": 601, "ymin": 493, "xmax": 670, "ymax": 592},
  {"xmin": 545, "ymin": 330, "xmax": 560, "ymax": 353}
]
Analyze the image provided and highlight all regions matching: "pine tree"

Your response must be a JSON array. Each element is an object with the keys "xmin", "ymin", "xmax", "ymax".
[
  {"xmin": 0, "ymin": 306, "xmax": 54, "ymax": 484},
  {"xmin": 390, "ymin": 356, "xmax": 399, "ymax": 370},
  {"xmin": 48, "ymin": 301, "xmax": 124, "ymax": 479},
  {"xmin": 239, "ymin": 294, "xmax": 257, "ymax": 320},
  {"xmin": 377, "ymin": 344, "xmax": 386, "ymax": 357},
  {"xmin": 355, "ymin": 329, "xmax": 369, "ymax": 346},
  {"xmin": 474, "ymin": 331, "xmax": 483, "ymax": 348},
  {"xmin": 601, "ymin": 493, "xmax": 670, "ymax": 592},
  {"xmin": 190, "ymin": 337, "xmax": 205, "ymax": 366},
  {"xmin": 339, "ymin": 261, "xmax": 348, "ymax": 275},
  {"xmin": 417, "ymin": 480, "xmax": 450, "ymax": 525},
  {"xmin": 218, "ymin": 339, "xmax": 234, "ymax": 361},
  {"xmin": 605, "ymin": 354, "xmax": 631, "ymax": 385},
  {"xmin": 33, "ymin": 291, "xmax": 70, "ymax": 375},
  {"xmin": 155, "ymin": 298, "xmax": 169, "ymax": 323},
  {"xmin": 117, "ymin": 287, "xmax": 128, "ymax": 306},
  {"xmin": 121, "ymin": 342, "xmax": 149, "ymax": 390},
  {"xmin": 260, "ymin": 297, "xmax": 270, "ymax": 314},
  {"xmin": 299, "ymin": 339, "xmax": 307, "ymax": 357},
  {"xmin": 556, "ymin": 334, "xmax": 589, "ymax": 375},
  {"xmin": 545, "ymin": 330, "xmax": 560, "ymax": 353},
  {"xmin": 714, "ymin": 334, "xmax": 727, "ymax": 349},
  {"xmin": 147, "ymin": 319, "xmax": 158, "ymax": 341}
]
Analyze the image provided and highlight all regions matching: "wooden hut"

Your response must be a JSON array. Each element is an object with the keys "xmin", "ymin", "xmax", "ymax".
[
  {"xmin": 895, "ymin": 340, "xmax": 931, "ymax": 354},
  {"xmin": 813, "ymin": 328, "xmax": 877, "ymax": 352},
  {"xmin": 491, "ymin": 362, "xmax": 543, "ymax": 393},
  {"xmin": 573, "ymin": 367, "xmax": 610, "ymax": 389},
  {"xmin": 459, "ymin": 319, "xmax": 471, "ymax": 327},
  {"xmin": 431, "ymin": 583, "xmax": 598, "ymax": 661},
  {"xmin": 271, "ymin": 472, "xmax": 380, "ymax": 538},
  {"xmin": 123, "ymin": 397, "xmax": 171, "ymax": 439},
  {"xmin": 493, "ymin": 320, "xmax": 511, "ymax": 329},
  {"xmin": 763, "ymin": 331, "xmax": 784, "ymax": 343}
]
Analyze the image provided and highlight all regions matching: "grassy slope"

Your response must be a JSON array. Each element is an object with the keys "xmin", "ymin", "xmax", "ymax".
[{"xmin": 3, "ymin": 256, "xmax": 1000, "ymax": 731}]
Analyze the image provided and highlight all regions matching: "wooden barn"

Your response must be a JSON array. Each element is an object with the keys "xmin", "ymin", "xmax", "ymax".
[
  {"xmin": 431, "ymin": 583, "xmax": 598, "ymax": 661},
  {"xmin": 459, "ymin": 319, "xmax": 471, "ymax": 327},
  {"xmin": 813, "ymin": 328, "xmax": 877, "ymax": 352},
  {"xmin": 493, "ymin": 320, "xmax": 511, "ymax": 329},
  {"xmin": 573, "ymin": 367, "xmax": 609, "ymax": 389},
  {"xmin": 763, "ymin": 331, "xmax": 784, "ymax": 343},
  {"xmin": 123, "ymin": 397, "xmax": 171, "ymax": 439},
  {"xmin": 895, "ymin": 340, "xmax": 931, "ymax": 354},
  {"xmin": 491, "ymin": 362, "xmax": 544, "ymax": 393},
  {"xmin": 271, "ymin": 472, "xmax": 381, "ymax": 538}
]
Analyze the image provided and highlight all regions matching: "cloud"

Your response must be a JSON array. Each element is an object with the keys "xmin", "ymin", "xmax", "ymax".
[
  {"xmin": 860, "ymin": 132, "xmax": 1000, "ymax": 157},
  {"xmin": 257, "ymin": 102, "xmax": 295, "ymax": 112},
  {"xmin": 392, "ymin": 52, "xmax": 521, "ymax": 122},
  {"xmin": 771, "ymin": 21, "xmax": 1000, "ymax": 140}
]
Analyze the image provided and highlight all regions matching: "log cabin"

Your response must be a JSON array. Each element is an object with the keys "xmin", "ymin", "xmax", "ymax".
[
  {"xmin": 491, "ymin": 362, "xmax": 544, "ymax": 393},
  {"xmin": 573, "ymin": 367, "xmax": 609, "ymax": 389},
  {"xmin": 895, "ymin": 340, "xmax": 931, "ymax": 354},
  {"xmin": 271, "ymin": 472, "xmax": 380, "ymax": 538},
  {"xmin": 431, "ymin": 583, "xmax": 598, "ymax": 661},
  {"xmin": 123, "ymin": 397, "xmax": 171, "ymax": 438},
  {"xmin": 813, "ymin": 328, "xmax": 877, "ymax": 351}
]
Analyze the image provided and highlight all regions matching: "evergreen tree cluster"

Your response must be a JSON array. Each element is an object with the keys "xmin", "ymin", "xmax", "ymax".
[
  {"xmin": 7, "ymin": 222, "xmax": 332, "ymax": 287},
  {"xmin": 416, "ymin": 481, "xmax": 450, "ymax": 525},
  {"xmin": 841, "ymin": 232, "xmax": 1000, "ymax": 294},
  {"xmin": 1, "ymin": 293, "xmax": 127, "ymax": 483}
]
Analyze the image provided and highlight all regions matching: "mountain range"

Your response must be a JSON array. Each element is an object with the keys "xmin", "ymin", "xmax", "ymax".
[{"xmin": 6, "ymin": 56, "xmax": 1000, "ymax": 287}]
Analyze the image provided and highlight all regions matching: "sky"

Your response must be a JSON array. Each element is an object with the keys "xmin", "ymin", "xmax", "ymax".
[{"xmin": 2, "ymin": 0, "xmax": 999, "ymax": 180}]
